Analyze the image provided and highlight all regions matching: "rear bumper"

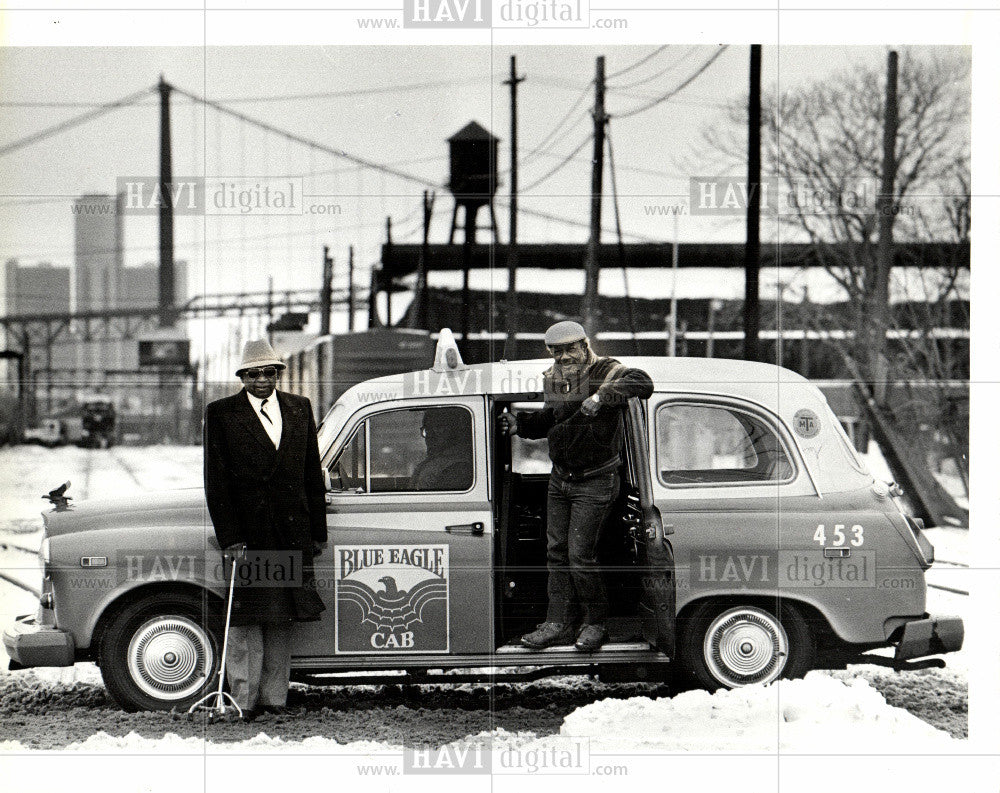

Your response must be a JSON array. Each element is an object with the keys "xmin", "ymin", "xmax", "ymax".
[
  {"xmin": 3, "ymin": 614, "xmax": 75, "ymax": 668},
  {"xmin": 894, "ymin": 615, "xmax": 964, "ymax": 661}
]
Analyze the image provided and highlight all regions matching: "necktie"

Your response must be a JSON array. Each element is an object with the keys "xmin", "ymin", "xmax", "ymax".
[{"xmin": 260, "ymin": 398, "xmax": 272, "ymax": 423}]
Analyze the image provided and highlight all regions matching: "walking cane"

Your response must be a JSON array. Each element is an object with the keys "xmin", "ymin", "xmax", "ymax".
[{"xmin": 186, "ymin": 547, "xmax": 243, "ymax": 721}]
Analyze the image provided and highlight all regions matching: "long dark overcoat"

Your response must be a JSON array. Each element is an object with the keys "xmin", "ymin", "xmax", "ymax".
[{"xmin": 203, "ymin": 389, "xmax": 327, "ymax": 625}]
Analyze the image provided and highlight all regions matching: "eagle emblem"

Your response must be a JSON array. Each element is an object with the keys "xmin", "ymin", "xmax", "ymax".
[{"xmin": 338, "ymin": 575, "xmax": 447, "ymax": 634}]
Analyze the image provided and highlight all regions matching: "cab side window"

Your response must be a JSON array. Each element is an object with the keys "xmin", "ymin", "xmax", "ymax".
[
  {"xmin": 656, "ymin": 402, "xmax": 793, "ymax": 486},
  {"xmin": 329, "ymin": 406, "xmax": 474, "ymax": 493}
]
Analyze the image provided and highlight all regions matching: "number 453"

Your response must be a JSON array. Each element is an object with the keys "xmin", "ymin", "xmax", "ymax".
[{"xmin": 813, "ymin": 524, "xmax": 864, "ymax": 547}]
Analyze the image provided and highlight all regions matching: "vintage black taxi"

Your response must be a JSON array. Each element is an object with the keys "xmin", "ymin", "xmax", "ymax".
[{"xmin": 4, "ymin": 333, "xmax": 963, "ymax": 710}]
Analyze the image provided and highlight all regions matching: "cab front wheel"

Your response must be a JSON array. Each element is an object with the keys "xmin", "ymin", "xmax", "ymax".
[{"xmin": 678, "ymin": 601, "xmax": 814, "ymax": 690}]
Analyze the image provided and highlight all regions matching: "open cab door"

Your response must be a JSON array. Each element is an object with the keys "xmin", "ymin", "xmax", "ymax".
[{"xmin": 625, "ymin": 397, "xmax": 675, "ymax": 658}]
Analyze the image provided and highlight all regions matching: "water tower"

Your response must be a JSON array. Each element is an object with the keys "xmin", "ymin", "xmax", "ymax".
[{"xmin": 447, "ymin": 121, "xmax": 500, "ymax": 244}]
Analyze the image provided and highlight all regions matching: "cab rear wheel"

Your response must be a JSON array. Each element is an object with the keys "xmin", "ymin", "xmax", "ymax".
[
  {"xmin": 98, "ymin": 592, "xmax": 222, "ymax": 711},
  {"xmin": 678, "ymin": 601, "xmax": 814, "ymax": 690}
]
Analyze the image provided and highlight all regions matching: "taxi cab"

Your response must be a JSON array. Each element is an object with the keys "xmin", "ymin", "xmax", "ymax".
[{"xmin": 4, "ymin": 332, "xmax": 963, "ymax": 710}]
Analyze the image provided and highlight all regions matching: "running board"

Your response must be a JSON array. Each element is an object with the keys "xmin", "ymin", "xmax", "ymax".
[
  {"xmin": 495, "ymin": 640, "xmax": 652, "ymax": 655},
  {"xmin": 291, "ymin": 642, "xmax": 668, "ymax": 678}
]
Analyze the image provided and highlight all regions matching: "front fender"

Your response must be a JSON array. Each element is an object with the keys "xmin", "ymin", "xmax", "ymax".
[{"xmin": 48, "ymin": 525, "xmax": 224, "ymax": 650}]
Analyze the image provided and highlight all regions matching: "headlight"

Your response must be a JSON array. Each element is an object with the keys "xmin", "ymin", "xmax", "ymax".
[{"xmin": 39, "ymin": 536, "xmax": 50, "ymax": 565}]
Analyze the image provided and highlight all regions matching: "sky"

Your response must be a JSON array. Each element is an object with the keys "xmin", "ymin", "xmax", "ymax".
[{"xmin": 0, "ymin": 41, "xmax": 972, "ymax": 373}]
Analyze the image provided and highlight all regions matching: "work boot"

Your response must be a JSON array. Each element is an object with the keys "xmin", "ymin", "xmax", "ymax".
[
  {"xmin": 521, "ymin": 622, "xmax": 574, "ymax": 649},
  {"xmin": 574, "ymin": 624, "xmax": 608, "ymax": 653}
]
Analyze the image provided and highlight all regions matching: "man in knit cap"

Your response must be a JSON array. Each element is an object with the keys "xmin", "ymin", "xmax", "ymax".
[{"xmin": 501, "ymin": 321, "xmax": 653, "ymax": 652}]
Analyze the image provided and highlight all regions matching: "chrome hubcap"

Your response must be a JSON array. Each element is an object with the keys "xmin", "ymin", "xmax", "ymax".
[
  {"xmin": 127, "ymin": 616, "xmax": 213, "ymax": 700},
  {"xmin": 704, "ymin": 607, "xmax": 788, "ymax": 687}
]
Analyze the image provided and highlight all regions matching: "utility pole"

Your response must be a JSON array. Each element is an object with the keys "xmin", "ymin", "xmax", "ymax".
[
  {"xmin": 413, "ymin": 190, "xmax": 434, "ymax": 330},
  {"xmin": 872, "ymin": 49, "xmax": 899, "ymax": 404},
  {"xmin": 581, "ymin": 55, "xmax": 607, "ymax": 338},
  {"xmin": 158, "ymin": 75, "xmax": 175, "ymax": 329},
  {"xmin": 347, "ymin": 245, "xmax": 356, "ymax": 332},
  {"xmin": 384, "ymin": 216, "xmax": 395, "ymax": 325},
  {"xmin": 320, "ymin": 246, "xmax": 333, "ymax": 336},
  {"xmin": 743, "ymin": 45, "xmax": 762, "ymax": 362},
  {"xmin": 503, "ymin": 55, "xmax": 525, "ymax": 359},
  {"xmin": 266, "ymin": 276, "xmax": 274, "ymax": 344}
]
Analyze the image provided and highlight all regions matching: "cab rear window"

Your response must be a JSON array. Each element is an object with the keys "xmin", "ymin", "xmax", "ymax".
[{"xmin": 655, "ymin": 401, "xmax": 794, "ymax": 486}]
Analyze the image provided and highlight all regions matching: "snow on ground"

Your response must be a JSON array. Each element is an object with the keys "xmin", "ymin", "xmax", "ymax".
[
  {"xmin": 554, "ymin": 673, "xmax": 955, "ymax": 752},
  {"xmin": 0, "ymin": 444, "xmax": 970, "ymax": 753},
  {"xmin": 0, "ymin": 672, "xmax": 954, "ymax": 754}
]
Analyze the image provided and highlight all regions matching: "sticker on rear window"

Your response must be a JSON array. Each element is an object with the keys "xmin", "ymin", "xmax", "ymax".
[{"xmin": 793, "ymin": 409, "xmax": 820, "ymax": 438}]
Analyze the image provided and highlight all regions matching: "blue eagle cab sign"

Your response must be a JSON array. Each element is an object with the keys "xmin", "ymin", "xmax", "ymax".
[{"xmin": 335, "ymin": 544, "xmax": 450, "ymax": 653}]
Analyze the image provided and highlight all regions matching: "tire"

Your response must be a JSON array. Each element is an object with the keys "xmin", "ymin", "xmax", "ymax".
[
  {"xmin": 98, "ymin": 591, "xmax": 222, "ymax": 711},
  {"xmin": 678, "ymin": 601, "xmax": 815, "ymax": 691}
]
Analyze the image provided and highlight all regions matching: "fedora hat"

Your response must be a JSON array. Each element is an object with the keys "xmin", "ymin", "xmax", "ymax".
[{"xmin": 235, "ymin": 339, "xmax": 285, "ymax": 375}]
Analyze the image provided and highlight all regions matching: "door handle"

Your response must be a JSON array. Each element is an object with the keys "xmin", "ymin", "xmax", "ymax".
[{"xmin": 446, "ymin": 522, "xmax": 485, "ymax": 536}]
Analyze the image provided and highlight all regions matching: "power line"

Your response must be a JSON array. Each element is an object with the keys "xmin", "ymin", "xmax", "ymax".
[
  {"xmin": 609, "ymin": 46, "xmax": 698, "ymax": 92},
  {"xmin": 0, "ymin": 86, "xmax": 156, "ymax": 157},
  {"xmin": 519, "ymin": 80, "xmax": 593, "ymax": 166},
  {"xmin": 605, "ymin": 122, "xmax": 641, "ymax": 353},
  {"xmin": 519, "ymin": 134, "xmax": 592, "ymax": 194},
  {"xmin": 613, "ymin": 47, "xmax": 730, "ymax": 121},
  {"xmin": 606, "ymin": 46, "xmax": 670, "ymax": 80}
]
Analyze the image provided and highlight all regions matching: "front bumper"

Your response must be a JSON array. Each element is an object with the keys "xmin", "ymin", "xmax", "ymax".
[
  {"xmin": 895, "ymin": 615, "xmax": 964, "ymax": 661},
  {"xmin": 3, "ymin": 614, "xmax": 75, "ymax": 668}
]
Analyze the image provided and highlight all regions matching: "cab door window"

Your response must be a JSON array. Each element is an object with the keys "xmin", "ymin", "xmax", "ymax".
[
  {"xmin": 329, "ymin": 406, "xmax": 474, "ymax": 493},
  {"xmin": 656, "ymin": 402, "xmax": 794, "ymax": 486}
]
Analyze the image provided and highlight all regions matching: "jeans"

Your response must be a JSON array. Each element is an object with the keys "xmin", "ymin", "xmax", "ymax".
[{"xmin": 545, "ymin": 469, "xmax": 620, "ymax": 626}]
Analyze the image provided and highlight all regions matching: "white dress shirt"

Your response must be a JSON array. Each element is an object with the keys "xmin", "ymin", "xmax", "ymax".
[{"xmin": 246, "ymin": 390, "xmax": 282, "ymax": 449}]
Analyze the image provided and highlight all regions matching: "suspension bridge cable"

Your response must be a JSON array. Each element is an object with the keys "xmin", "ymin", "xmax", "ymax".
[
  {"xmin": 170, "ymin": 83, "xmax": 447, "ymax": 191},
  {"xmin": 209, "ymin": 77, "xmax": 483, "ymax": 104},
  {"xmin": 0, "ymin": 86, "xmax": 156, "ymax": 157},
  {"xmin": 613, "ymin": 47, "xmax": 729, "ymax": 120},
  {"xmin": 606, "ymin": 45, "xmax": 670, "ymax": 80}
]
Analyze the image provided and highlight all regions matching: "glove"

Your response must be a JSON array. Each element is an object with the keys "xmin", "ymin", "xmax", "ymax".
[{"xmin": 223, "ymin": 542, "xmax": 247, "ymax": 560}]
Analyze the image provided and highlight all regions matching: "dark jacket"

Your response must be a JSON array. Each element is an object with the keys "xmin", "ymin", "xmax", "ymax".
[
  {"xmin": 203, "ymin": 389, "xmax": 327, "ymax": 624},
  {"xmin": 516, "ymin": 356, "xmax": 654, "ymax": 474}
]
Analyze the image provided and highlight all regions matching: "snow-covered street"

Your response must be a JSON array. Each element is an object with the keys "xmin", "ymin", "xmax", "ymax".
[{"xmin": 0, "ymin": 444, "xmax": 970, "ymax": 761}]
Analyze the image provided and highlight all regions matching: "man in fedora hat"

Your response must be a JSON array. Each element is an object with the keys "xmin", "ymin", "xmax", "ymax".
[
  {"xmin": 203, "ymin": 338, "xmax": 327, "ymax": 720},
  {"xmin": 501, "ymin": 321, "xmax": 653, "ymax": 652}
]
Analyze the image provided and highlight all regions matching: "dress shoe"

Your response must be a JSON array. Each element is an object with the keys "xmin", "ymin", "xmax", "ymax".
[
  {"xmin": 574, "ymin": 624, "xmax": 608, "ymax": 652},
  {"xmin": 521, "ymin": 622, "xmax": 575, "ymax": 649}
]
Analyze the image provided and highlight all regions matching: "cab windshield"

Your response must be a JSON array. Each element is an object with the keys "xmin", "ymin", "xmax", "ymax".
[{"xmin": 317, "ymin": 402, "xmax": 347, "ymax": 453}]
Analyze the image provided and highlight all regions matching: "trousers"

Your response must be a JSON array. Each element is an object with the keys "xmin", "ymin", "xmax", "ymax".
[
  {"xmin": 225, "ymin": 621, "xmax": 294, "ymax": 711},
  {"xmin": 544, "ymin": 469, "xmax": 620, "ymax": 626}
]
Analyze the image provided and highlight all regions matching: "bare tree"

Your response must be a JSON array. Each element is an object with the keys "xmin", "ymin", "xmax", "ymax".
[{"xmin": 704, "ymin": 47, "xmax": 970, "ymax": 498}]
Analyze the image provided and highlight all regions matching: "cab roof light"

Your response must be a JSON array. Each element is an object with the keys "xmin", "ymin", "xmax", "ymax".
[{"xmin": 432, "ymin": 328, "xmax": 467, "ymax": 373}]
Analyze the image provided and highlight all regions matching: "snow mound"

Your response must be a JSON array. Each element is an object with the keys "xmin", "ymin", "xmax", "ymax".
[{"xmin": 558, "ymin": 672, "xmax": 955, "ymax": 752}]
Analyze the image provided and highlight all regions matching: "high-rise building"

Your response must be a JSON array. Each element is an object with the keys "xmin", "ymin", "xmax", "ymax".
[
  {"xmin": 3, "ymin": 259, "xmax": 75, "ymax": 396},
  {"xmin": 4, "ymin": 258, "xmax": 71, "ymax": 316},
  {"xmin": 121, "ymin": 261, "xmax": 188, "ymax": 310},
  {"xmin": 74, "ymin": 193, "xmax": 125, "ymax": 375},
  {"xmin": 74, "ymin": 194, "xmax": 124, "ymax": 312}
]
